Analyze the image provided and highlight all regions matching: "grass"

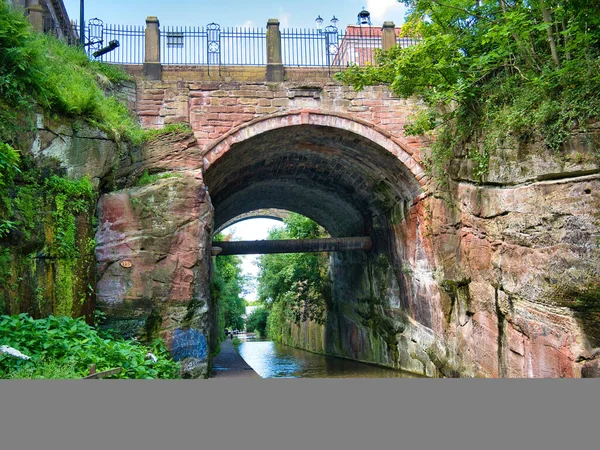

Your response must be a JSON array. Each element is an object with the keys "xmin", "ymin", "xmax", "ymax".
[
  {"xmin": 143, "ymin": 123, "xmax": 193, "ymax": 142},
  {"xmin": 136, "ymin": 169, "xmax": 183, "ymax": 187},
  {"xmin": 0, "ymin": 4, "xmax": 143, "ymax": 147}
]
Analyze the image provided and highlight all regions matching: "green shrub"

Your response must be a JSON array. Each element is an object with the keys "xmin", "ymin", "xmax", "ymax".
[
  {"xmin": 0, "ymin": 3, "xmax": 143, "ymax": 146},
  {"xmin": 136, "ymin": 169, "xmax": 182, "ymax": 187},
  {"xmin": 0, "ymin": 314, "xmax": 180, "ymax": 379},
  {"xmin": 3, "ymin": 358, "xmax": 82, "ymax": 379}
]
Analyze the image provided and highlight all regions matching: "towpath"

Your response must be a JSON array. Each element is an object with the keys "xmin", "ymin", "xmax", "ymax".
[{"xmin": 210, "ymin": 338, "xmax": 261, "ymax": 378}]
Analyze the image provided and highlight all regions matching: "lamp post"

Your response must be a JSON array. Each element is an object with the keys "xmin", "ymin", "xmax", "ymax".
[
  {"xmin": 80, "ymin": 0, "xmax": 85, "ymax": 46},
  {"xmin": 315, "ymin": 15, "xmax": 339, "ymax": 70}
]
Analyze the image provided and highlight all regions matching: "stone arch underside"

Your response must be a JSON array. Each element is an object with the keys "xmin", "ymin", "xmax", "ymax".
[
  {"xmin": 204, "ymin": 113, "xmax": 426, "ymax": 238},
  {"xmin": 215, "ymin": 209, "xmax": 291, "ymax": 235}
]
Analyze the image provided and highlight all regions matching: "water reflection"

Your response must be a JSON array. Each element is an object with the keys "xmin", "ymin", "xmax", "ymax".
[{"xmin": 237, "ymin": 337, "xmax": 420, "ymax": 379}]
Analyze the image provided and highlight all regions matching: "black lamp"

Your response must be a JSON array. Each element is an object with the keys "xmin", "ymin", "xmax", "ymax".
[{"xmin": 315, "ymin": 15, "xmax": 324, "ymax": 29}]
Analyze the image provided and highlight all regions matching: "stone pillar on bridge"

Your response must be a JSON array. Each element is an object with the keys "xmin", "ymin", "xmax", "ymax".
[
  {"xmin": 382, "ymin": 21, "xmax": 396, "ymax": 51},
  {"xmin": 26, "ymin": 1, "xmax": 45, "ymax": 33},
  {"xmin": 144, "ymin": 16, "xmax": 162, "ymax": 80},
  {"xmin": 266, "ymin": 19, "xmax": 284, "ymax": 82}
]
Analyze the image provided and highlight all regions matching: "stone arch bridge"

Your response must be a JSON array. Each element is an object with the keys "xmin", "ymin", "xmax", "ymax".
[{"xmin": 93, "ymin": 64, "xmax": 600, "ymax": 379}]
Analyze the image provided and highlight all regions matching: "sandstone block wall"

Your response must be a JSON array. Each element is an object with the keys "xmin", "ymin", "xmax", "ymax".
[{"xmin": 103, "ymin": 68, "xmax": 600, "ymax": 378}]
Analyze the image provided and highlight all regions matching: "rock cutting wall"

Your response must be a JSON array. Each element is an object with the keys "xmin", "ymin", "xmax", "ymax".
[
  {"xmin": 99, "ymin": 69, "xmax": 599, "ymax": 378},
  {"xmin": 95, "ymin": 169, "xmax": 213, "ymax": 378}
]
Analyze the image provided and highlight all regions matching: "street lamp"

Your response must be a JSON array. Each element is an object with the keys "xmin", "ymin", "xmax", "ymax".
[
  {"xmin": 314, "ymin": 15, "xmax": 340, "ymax": 70},
  {"xmin": 315, "ymin": 15, "xmax": 340, "ymax": 29},
  {"xmin": 315, "ymin": 15, "xmax": 324, "ymax": 29}
]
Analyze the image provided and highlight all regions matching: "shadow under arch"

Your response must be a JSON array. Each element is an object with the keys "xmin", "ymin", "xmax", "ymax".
[{"xmin": 203, "ymin": 111, "xmax": 427, "ymax": 238}]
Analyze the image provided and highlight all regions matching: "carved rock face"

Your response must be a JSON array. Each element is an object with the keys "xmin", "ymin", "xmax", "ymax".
[
  {"xmin": 95, "ymin": 170, "xmax": 213, "ymax": 378},
  {"xmin": 91, "ymin": 76, "xmax": 600, "ymax": 378}
]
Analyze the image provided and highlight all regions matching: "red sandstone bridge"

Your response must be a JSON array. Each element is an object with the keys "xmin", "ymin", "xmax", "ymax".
[{"xmin": 21, "ymin": 5, "xmax": 597, "ymax": 379}]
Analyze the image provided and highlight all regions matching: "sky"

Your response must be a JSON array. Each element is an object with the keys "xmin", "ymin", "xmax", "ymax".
[{"xmin": 62, "ymin": 1, "xmax": 408, "ymax": 29}]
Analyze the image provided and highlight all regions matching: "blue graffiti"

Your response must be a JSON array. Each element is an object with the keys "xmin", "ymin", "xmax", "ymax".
[{"xmin": 171, "ymin": 328, "xmax": 208, "ymax": 362}]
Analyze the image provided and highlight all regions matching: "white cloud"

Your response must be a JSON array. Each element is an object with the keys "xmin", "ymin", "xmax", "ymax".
[
  {"xmin": 366, "ymin": 0, "xmax": 407, "ymax": 24},
  {"xmin": 279, "ymin": 12, "xmax": 290, "ymax": 28}
]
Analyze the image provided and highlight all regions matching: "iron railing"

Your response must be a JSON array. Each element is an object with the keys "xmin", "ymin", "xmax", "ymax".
[
  {"xmin": 161, "ymin": 24, "xmax": 266, "ymax": 65},
  {"xmin": 397, "ymin": 36, "xmax": 422, "ymax": 48},
  {"xmin": 53, "ymin": 21, "xmax": 421, "ymax": 69},
  {"xmin": 332, "ymin": 26, "xmax": 383, "ymax": 67},
  {"xmin": 92, "ymin": 23, "xmax": 145, "ymax": 64},
  {"xmin": 281, "ymin": 27, "xmax": 340, "ymax": 67}
]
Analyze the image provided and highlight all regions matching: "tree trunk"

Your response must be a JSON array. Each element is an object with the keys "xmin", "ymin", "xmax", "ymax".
[{"xmin": 540, "ymin": 1, "xmax": 561, "ymax": 67}]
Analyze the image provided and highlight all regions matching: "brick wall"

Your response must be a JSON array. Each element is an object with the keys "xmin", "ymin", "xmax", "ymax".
[{"xmin": 132, "ymin": 66, "xmax": 428, "ymax": 159}]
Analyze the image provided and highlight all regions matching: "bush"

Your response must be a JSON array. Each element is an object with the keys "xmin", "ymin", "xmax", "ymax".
[{"xmin": 0, "ymin": 314, "xmax": 180, "ymax": 379}]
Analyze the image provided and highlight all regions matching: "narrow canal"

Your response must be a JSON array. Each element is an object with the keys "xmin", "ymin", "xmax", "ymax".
[{"xmin": 235, "ymin": 335, "xmax": 420, "ymax": 378}]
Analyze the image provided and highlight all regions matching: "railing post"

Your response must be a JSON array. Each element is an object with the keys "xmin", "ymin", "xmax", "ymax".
[
  {"xmin": 382, "ymin": 21, "xmax": 396, "ymax": 51},
  {"xmin": 266, "ymin": 19, "xmax": 284, "ymax": 82},
  {"xmin": 144, "ymin": 16, "xmax": 162, "ymax": 80},
  {"xmin": 26, "ymin": 1, "xmax": 45, "ymax": 33}
]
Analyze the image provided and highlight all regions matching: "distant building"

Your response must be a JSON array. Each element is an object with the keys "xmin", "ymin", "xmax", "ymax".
[{"xmin": 334, "ymin": 25, "xmax": 419, "ymax": 67}]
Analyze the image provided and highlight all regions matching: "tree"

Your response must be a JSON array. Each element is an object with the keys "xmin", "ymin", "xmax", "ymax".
[
  {"xmin": 245, "ymin": 307, "xmax": 269, "ymax": 337},
  {"xmin": 338, "ymin": 1, "xmax": 600, "ymax": 179},
  {"xmin": 256, "ymin": 214, "xmax": 330, "ymax": 341},
  {"xmin": 212, "ymin": 233, "xmax": 247, "ymax": 340}
]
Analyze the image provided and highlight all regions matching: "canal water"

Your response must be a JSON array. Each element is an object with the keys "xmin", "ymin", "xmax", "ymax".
[{"xmin": 236, "ymin": 335, "xmax": 420, "ymax": 378}]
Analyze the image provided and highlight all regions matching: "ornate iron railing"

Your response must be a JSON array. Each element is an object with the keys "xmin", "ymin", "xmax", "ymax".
[{"xmin": 53, "ymin": 21, "xmax": 420, "ymax": 68}]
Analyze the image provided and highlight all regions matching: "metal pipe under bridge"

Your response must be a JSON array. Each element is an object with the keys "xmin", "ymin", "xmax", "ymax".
[{"xmin": 212, "ymin": 237, "xmax": 372, "ymax": 256}]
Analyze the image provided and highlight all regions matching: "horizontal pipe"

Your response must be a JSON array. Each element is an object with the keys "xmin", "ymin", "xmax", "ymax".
[{"xmin": 212, "ymin": 236, "xmax": 372, "ymax": 256}]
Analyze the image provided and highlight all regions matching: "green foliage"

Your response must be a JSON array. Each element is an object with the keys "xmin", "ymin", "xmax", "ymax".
[
  {"xmin": 266, "ymin": 300, "xmax": 288, "ymax": 343},
  {"xmin": 0, "ymin": 142, "xmax": 21, "ymax": 236},
  {"xmin": 0, "ymin": 3, "xmax": 143, "ymax": 147},
  {"xmin": 211, "ymin": 233, "xmax": 247, "ymax": 341},
  {"xmin": 0, "ymin": 314, "xmax": 180, "ymax": 379},
  {"xmin": 45, "ymin": 175, "xmax": 94, "ymax": 259},
  {"xmin": 257, "ymin": 213, "xmax": 329, "ymax": 341},
  {"xmin": 0, "ymin": 142, "xmax": 20, "ymax": 188},
  {"xmin": 2, "ymin": 358, "xmax": 83, "ymax": 379},
  {"xmin": 0, "ymin": 168, "xmax": 97, "ymax": 316},
  {"xmin": 143, "ymin": 123, "xmax": 194, "ymax": 142},
  {"xmin": 336, "ymin": 0, "xmax": 600, "ymax": 181},
  {"xmin": 136, "ymin": 169, "xmax": 183, "ymax": 187},
  {"xmin": 245, "ymin": 307, "xmax": 269, "ymax": 337}
]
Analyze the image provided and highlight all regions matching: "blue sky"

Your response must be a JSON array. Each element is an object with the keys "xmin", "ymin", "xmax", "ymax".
[{"xmin": 62, "ymin": 1, "xmax": 408, "ymax": 29}]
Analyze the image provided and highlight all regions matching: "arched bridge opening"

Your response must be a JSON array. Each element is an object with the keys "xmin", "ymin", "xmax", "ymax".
[{"xmin": 204, "ymin": 113, "xmax": 429, "ymax": 371}]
